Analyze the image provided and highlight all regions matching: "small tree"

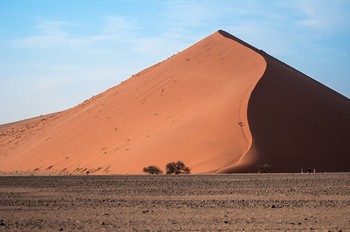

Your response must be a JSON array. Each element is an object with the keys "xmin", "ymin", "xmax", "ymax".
[
  {"xmin": 143, "ymin": 165, "xmax": 163, "ymax": 175},
  {"xmin": 257, "ymin": 164, "xmax": 272, "ymax": 173},
  {"xmin": 166, "ymin": 161, "xmax": 191, "ymax": 174}
]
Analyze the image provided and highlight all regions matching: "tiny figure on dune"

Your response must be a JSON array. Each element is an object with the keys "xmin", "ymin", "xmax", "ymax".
[
  {"xmin": 301, "ymin": 168, "xmax": 304, "ymax": 173},
  {"xmin": 313, "ymin": 168, "xmax": 316, "ymax": 174},
  {"xmin": 307, "ymin": 168, "xmax": 312, "ymax": 174}
]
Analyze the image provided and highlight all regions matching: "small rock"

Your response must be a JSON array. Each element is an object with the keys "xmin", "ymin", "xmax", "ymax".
[
  {"xmin": 101, "ymin": 222, "xmax": 105, "ymax": 226},
  {"xmin": 224, "ymin": 220, "xmax": 229, "ymax": 224}
]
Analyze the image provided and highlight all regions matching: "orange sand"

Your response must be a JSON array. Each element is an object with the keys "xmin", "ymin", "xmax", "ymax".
[{"xmin": 0, "ymin": 30, "xmax": 349, "ymax": 174}]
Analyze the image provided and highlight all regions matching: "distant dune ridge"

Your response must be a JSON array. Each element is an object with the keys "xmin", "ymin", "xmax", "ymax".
[{"xmin": 1, "ymin": 30, "xmax": 349, "ymax": 174}]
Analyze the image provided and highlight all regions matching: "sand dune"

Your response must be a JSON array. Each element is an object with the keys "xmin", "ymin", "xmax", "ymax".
[{"xmin": 0, "ymin": 30, "xmax": 349, "ymax": 174}]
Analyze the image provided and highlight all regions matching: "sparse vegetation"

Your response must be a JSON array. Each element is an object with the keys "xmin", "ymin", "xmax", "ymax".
[
  {"xmin": 257, "ymin": 164, "xmax": 272, "ymax": 173},
  {"xmin": 143, "ymin": 166, "xmax": 163, "ymax": 175},
  {"xmin": 166, "ymin": 161, "xmax": 191, "ymax": 175},
  {"xmin": 143, "ymin": 161, "xmax": 191, "ymax": 175}
]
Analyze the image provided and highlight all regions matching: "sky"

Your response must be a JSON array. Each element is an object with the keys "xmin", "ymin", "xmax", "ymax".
[{"xmin": 1, "ymin": 0, "xmax": 349, "ymax": 124}]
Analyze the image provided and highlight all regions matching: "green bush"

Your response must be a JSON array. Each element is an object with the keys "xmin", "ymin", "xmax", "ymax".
[
  {"xmin": 166, "ymin": 161, "xmax": 191, "ymax": 174},
  {"xmin": 143, "ymin": 165, "xmax": 163, "ymax": 175}
]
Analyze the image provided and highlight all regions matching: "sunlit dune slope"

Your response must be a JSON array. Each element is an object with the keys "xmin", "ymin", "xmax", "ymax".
[{"xmin": 0, "ymin": 31, "xmax": 266, "ymax": 174}]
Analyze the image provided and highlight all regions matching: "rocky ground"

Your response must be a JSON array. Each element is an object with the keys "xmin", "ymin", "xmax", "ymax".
[{"xmin": 0, "ymin": 173, "xmax": 349, "ymax": 231}]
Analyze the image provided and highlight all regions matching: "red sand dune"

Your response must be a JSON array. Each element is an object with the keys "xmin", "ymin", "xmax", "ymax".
[{"xmin": 0, "ymin": 30, "xmax": 349, "ymax": 174}]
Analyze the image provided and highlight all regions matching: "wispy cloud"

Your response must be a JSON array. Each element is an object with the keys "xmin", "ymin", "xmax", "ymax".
[
  {"xmin": 88, "ymin": 16, "xmax": 138, "ymax": 42},
  {"xmin": 12, "ymin": 16, "xmax": 138, "ymax": 48},
  {"xmin": 279, "ymin": 0, "xmax": 350, "ymax": 32},
  {"xmin": 102, "ymin": 16, "xmax": 138, "ymax": 35},
  {"xmin": 162, "ymin": 1, "xmax": 216, "ymax": 27},
  {"xmin": 13, "ymin": 20, "xmax": 87, "ymax": 48},
  {"xmin": 160, "ymin": 0, "xmax": 219, "ymax": 38}
]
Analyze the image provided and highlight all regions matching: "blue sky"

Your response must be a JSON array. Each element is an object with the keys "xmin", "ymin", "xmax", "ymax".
[{"xmin": 1, "ymin": 0, "xmax": 349, "ymax": 124}]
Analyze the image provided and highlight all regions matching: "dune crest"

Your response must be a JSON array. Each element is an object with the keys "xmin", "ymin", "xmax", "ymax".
[{"xmin": 1, "ymin": 30, "xmax": 349, "ymax": 174}]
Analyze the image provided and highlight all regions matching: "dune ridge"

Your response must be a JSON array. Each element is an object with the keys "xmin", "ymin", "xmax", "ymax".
[{"xmin": 1, "ymin": 30, "xmax": 349, "ymax": 174}]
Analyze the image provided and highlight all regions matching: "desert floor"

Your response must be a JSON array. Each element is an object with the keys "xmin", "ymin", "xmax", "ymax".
[{"xmin": 0, "ymin": 173, "xmax": 349, "ymax": 231}]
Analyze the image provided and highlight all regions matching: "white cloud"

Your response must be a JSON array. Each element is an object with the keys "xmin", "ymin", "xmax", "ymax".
[
  {"xmin": 102, "ymin": 16, "xmax": 138, "ymax": 35},
  {"xmin": 280, "ymin": 0, "xmax": 350, "ymax": 32},
  {"xmin": 13, "ymin": 20, "xmax": 86, "ymax": 48},
  {"xmin": 162, "ymin": 1, "xmax": 216, "ymax": 27},
  {"xmin": 26, "ymin": 63, "xmax": 75, "ymax": 71},
  {"xmin": 12, "ymin": 16, "xmax": 138, "ymax": 48},
  {"xmin": 159, "ymin": 0, "xmax": 219, "ymax": 38},
  {"xmin": 35, "ymin": 20, "xmax": 73, "ymax": 36}
]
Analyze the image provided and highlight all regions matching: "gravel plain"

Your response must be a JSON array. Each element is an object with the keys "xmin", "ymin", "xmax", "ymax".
[{"xmin": 0, "ymin": 173, "xmax": 349, "ymax": 231}]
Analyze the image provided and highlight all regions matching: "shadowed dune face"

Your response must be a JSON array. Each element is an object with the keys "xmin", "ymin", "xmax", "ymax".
[
  {"xmin": 215, "ymin": 30, "xmax": 350, "ymax": 173},
  {"xmin": 0, "ymin": 31, "xmax": 266, "ymax": 174},
  {"xmin": 242, "ymin": 56, "xmax": 350, "ymax": 172}
]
